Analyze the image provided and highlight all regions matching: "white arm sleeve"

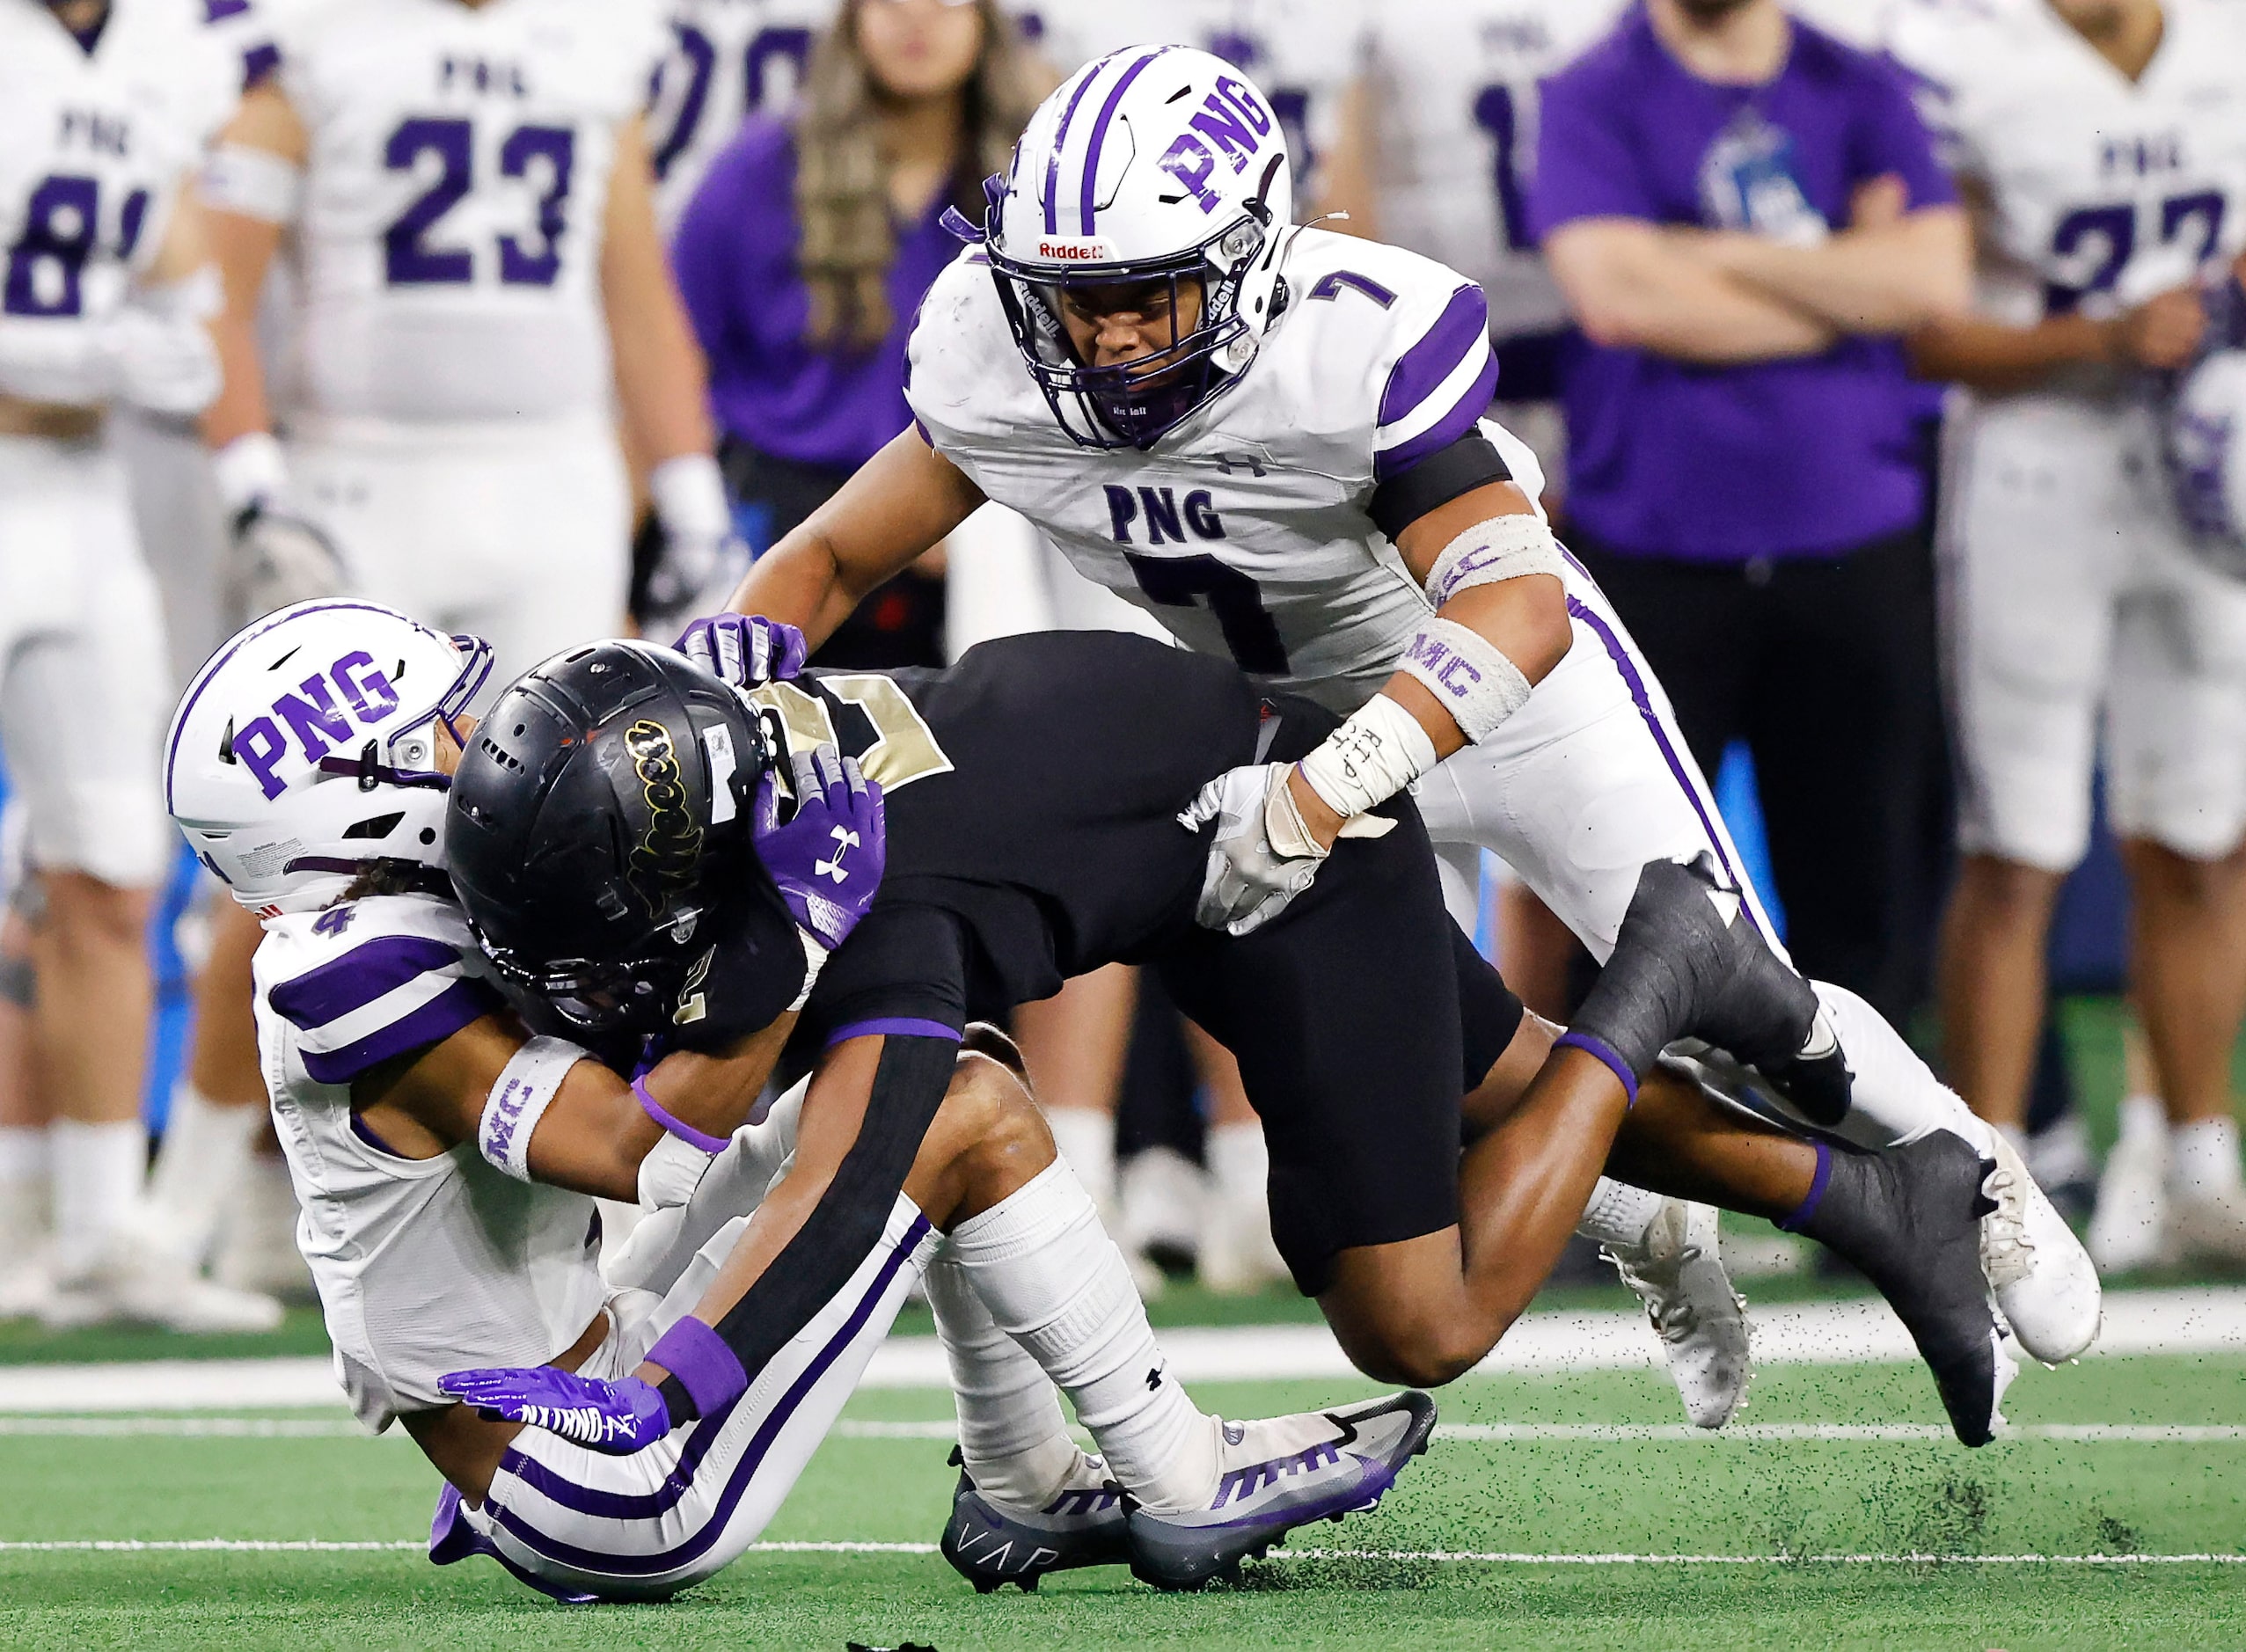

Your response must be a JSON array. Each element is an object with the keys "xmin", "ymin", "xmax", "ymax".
[{"xmin": 477, "ymin": 1035, "xmax": 589, "ymax": 1182}]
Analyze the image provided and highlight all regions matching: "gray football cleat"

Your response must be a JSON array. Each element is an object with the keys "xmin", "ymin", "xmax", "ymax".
[
  {"xmin": 1125, "ymin": 1391, "xmax": 1437, "ymax": 1591},
  {"xmin": 940, "ymin": 1446, "xmax": 1130, "ymax": 1593},
  {"xmin": 1605, "ymin": 1199, "xmax": 1752, "ymax": 1428}
]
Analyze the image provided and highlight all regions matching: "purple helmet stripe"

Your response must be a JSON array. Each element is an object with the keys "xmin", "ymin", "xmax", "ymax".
[
  {"xmin": 1377, "ymin": 284, "xmax": 1492, "ymax": 430},
  {"xmin": 298, "ymin": 976, "xmax": 502, "ymax": 1085},
  {"xmin": 1078, "ymin": 48, "xmax": 1168, "ymax": 236},
  {"xmin": 267, "ymin": 934, "xmax": 462, "ymax": 1031},
  {"xmin": 1042, "ymin": 64, "xmax": 1103, "ymax": 236},
  {"xmin": 1372, "ymin": 352, "xmax": 1497, "ymax": 481}
]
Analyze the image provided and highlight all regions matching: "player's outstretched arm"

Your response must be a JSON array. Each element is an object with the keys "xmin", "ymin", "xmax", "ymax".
[{"xmin": 725, "ymin": 426, "xmax": 985, "ymax": 650}]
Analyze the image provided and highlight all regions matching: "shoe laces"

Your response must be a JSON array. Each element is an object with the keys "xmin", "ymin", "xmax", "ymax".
[
  {"xmin": 1605, "ymin": 1243, "xmax": 1699, "ymax": 1342},
  {"xmin": 1979, "ymin": 1164, "xmax": 2035, "ymax": 1290}
]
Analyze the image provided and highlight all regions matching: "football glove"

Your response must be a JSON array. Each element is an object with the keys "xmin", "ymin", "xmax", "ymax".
[
  {"xmin": 440, "ymin": 1365, "xmax": 671, "ymax": 1454},
  {"xmin": 677, "ymin": 613, "xmax": 807, "ymax": 688},
  {"xmin": 1178, "ymin": 763, "xmax": 1393, "ymax": 938},
  {"xmin": 753, "ymin": 742, "xmax": 885, "ymax": 954},
  {"xmin": 641, "ymin": 454, "xmax": 750, "ymax": 637}
]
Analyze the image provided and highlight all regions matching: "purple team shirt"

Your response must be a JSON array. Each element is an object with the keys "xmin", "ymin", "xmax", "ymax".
[
  {"xmin": 1532, "ymin": 8, "xmax": 1956, "ymax": 561},
  {"xmin": 671, "ymin": 119, "xmax": 962, "ymax": 471}
]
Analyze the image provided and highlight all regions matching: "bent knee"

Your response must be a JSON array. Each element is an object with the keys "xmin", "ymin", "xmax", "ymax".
[
  {"xmin": 34, "ymin": 873, "xmax": 151, "ymax": 949},
  {"xmin": 1951, "ymin": 855, "xmax": 2064, "ymax": 922},
  {"xmin": 1330, "ymin": 1312, "xmax": 1497, "ymax": 1390}
]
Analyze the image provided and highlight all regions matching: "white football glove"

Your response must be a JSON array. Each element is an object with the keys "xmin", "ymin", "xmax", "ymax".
[
  {"xmin": 1177, "ymin": 763, "xmax": 1394, "ymax": 937},
  {"xmin": 641, "ymin": 453, "xmax": 751, "ymax": 636}
]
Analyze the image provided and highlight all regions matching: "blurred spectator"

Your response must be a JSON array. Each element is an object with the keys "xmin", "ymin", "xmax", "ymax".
[
  {"xmin": 671, "ymin": 0, "xmax": 1042, "ymax": 668},
  {"xmin": 1534, "ymin": 0, "xmax": 1970, "ymax": 1026},
  {"xmin": 1891, "ymin": 0, "xmax": 2246, "ymax": 1268}
]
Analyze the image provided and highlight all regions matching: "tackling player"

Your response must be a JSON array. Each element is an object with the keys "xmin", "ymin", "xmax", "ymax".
[
  {"xmin": 0, "ymin": 0, "xmax": 276, "ymax": 1332},
  {"xmin": 1892, "ymin": 0, "xmax": 2246, "ymax": 1271},
  {"xmin": 713, "ymin": 48, "xmax": 2102, "ymax": 1399},
  {"xmin": 166, "ymin": 599, "xmax": 1431, "ymax": 1601}
]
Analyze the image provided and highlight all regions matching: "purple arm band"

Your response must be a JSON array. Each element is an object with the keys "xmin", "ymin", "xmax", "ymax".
[
  {"xmin": 644, "ymin": 1316, "xmax": 747, "ymax": 1418},
  {"xmin": 1553, "ymin": 1029, "xmax": 1638, "ymax": 1108},
  {"xmin": 633, "ymin": 1077, "xmax": 731, "ymax": 1156},
  {"xmin": 1777, "ymin": 1140, "xmax": 1835, "ymax": 1234},
  {"xmin": 823, "ymin": 1017, "xmax": 962, "ymax": 1049}
]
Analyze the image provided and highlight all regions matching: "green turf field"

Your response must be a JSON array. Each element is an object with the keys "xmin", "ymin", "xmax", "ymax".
[{"xmin": 2, "ymin": 1351, "xmax": 2241, "ymax": 1650}]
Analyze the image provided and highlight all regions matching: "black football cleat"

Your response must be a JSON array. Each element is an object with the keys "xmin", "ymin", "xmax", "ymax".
[
  {"xmin": 1789, "ymin": 1132, "xmax": 2016, "ymax": 1445},
  {"xmin": 940, "ymin": 1447, "xmax": 1130, "ymax": 1593}
]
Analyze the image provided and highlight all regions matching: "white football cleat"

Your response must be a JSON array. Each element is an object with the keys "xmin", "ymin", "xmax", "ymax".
[
  {"xmin": 1605, "ymin": 1199, "xmax": 1752, "ymax": 1429},
  {"xmin": 2087, "ymin": 1118, "xmax": 2169, "ymax": 1276},
  {"xmin": 2167, "ymin": 1177, "xmax": 2246, "ymax": 1266},
  {"xmin": 0, "ymin": 1246, "xmax": 55, "ymax": 1320},
  {"xmin": 1979, "ymin": 1130, "xmax": 2101, "ymax": 1363},
  {"xmin": 43, "ymin": 1242, "xmax": 283, "ymax": 1334},
  {"xmin": 1125, "ymin": 1391, "xmax": 1437, "ymax": 1590}
]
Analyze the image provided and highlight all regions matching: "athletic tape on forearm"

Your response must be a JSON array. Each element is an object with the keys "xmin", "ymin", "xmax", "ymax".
[
  {"xmin": 649, "ymin": 451, "xmax": 732, "ymax": 539},
  {"xmin": 1397, "ymin": 617, "xmax": 1533, "ymax": 744},
  {"xmin": 638, "ymin": 1129, "xmax": 719, "ymax": 1210},
  {"xmin": 201, "ymin": 144, "xmax": 304, "ymax": 224},
  {"xmin": 1294, "ymin": 693, "xmax": 1441, "ymax": 821},
  {"xmin": 645, "ymin": 1315, "xmax": 747, "ymax": 1418},
  {"xmin": 212, "ymin": 431, "xmax": 289, "ymax": 516},
  {"xmin": 1422, "ymin": 515, "xmax": 1568, "ymax": 608},
  {"xmin": 478, "ymin": 1036, "xmax": 589, "ymax": 1181}
]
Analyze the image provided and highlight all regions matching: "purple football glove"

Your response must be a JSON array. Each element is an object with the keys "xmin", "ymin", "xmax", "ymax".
[
  {"xmin": 439, "ymin": 1365, "xmax": 672, "ymax": 1454},
  {"xmin": 677, "ymin": 614, "xmax": 808, "ymax": 688},
  {"xmin": 753, "ymin": 742, "xmax": 885, "ymax": 952}
]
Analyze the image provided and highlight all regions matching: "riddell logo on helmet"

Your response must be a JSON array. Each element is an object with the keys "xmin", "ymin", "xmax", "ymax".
[{"xmin": 1038, "ymin": 239, "xmax": 1111, "ymax": 261}]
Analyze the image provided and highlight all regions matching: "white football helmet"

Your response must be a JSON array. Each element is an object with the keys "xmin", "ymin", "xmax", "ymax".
[
  {"xmin": 2169, "ymin": 333, "xmax": 2246, "ymax": 578},
  {"xmin": 165, "ymin": 601, "xmax": 493, "ymax": 915},
  {"xmin": 959, "ymin": 46, "xmax": 1296, "ymax": 449}
]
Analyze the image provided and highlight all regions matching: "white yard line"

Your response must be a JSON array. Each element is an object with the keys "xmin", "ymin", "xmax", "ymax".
[
  {"xmin": 2, "ymin": 1288, "xmax": 2240, "ymax": 1413},
  {"xmin": 0, "ymin": 1539, "xmax": 2235, "ymax": 1565}
]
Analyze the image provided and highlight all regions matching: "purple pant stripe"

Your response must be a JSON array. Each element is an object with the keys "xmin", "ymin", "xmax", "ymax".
[
  {"xmin": 1560, "ymin": 577, "xmax": 1762, "ymax": 941},
  {"xmin": 487, "ymin": 1214, "xmax": 933, "ymax": 1576}
]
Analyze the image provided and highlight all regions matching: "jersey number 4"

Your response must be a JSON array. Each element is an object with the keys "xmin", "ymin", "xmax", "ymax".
[
  {"xmin": 384, "ymin": 118, "xmax": 575, "ymax": 288},
  {"xmin": 4, "ymin": 175, "xmax": 150, "ymax": 317}
]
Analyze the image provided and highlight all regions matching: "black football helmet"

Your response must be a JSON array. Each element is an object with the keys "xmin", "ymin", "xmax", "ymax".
[{"xmin": 445, "ymin": 640, "xmax": 794, "ymax": 1034}]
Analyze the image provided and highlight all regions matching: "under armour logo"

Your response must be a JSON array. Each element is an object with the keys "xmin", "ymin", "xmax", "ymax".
[
  {"xmin": 815, "ymin": 825, "xmax": 860, "ymax": 883},
  {"xmin": 1213, "ymin": 451, "xmax": 1266, "ymax": 478}
]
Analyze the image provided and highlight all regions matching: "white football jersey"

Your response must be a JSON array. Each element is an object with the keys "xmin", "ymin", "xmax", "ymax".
[
  {"xmin": 1363, "ymin": 0, "xmax": 1624, "ymax": 343},
  {"xmin": 0, "ymin": 0, "xmax": 235, "ymax": 332},
  {"xmin": 253, "ymin": 891, "xmax": 605, "ymax": 1433},
  {"xmin": 1027, "ymin": 0, "xmax": 1370, "ymax": 193},
  {"xmin": 267, "ymin": 0, "xmax": 667, "ymax": 423},
  {"xmin": 646, "ymin": 0, "xmax": 834, "ymax": 230},
  {"xmin": 1891, "ymin": 0, "xmax": 2246, "ymax": 326},
  {"xmin": 907, "ymin": 228, "xmax": 1544, "ymax": 713}
]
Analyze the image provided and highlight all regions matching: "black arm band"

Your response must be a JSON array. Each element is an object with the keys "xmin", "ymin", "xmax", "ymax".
[
  {"xmin": 700, "ymin": 1032, "xmax": 959, "ymax": 1382},
  {"xmin": 1367, "ymin": 431, "xmax": 1512, "ymax": 542}
]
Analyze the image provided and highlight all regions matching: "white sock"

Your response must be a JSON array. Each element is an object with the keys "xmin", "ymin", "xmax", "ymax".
[
  {"xmin": 51, "ymin": 1118, "xmax": 147, "ymax": 1273},
  {"xmin": 1576, "ymin": 1176, "xmax": 1666, "ymax": 1248},
  {"xmin": 1813, "ymin": 983, "xmax": 1995, "ymax": 1154},
  {"xmin": 2172, "ymin": 1117, "xmax": 2243, "ymax": 1197},
  {"xmin": 147, "ymin": 1085, "xmax": 260, "ymax": 1264},
  {"xmin": 1206, "ymin": 1121, "xmax": 1267, "ymax": 1204},
  {"xmin": 1995, "ymin": 1122, "xmax": 2030, "ymax": 1158},
  {"xmin": 2118, "ymin": 1094, "xmax": 2169, "ymax": 1147},
  {"xmin": 0, "ymin": 1124, "xmax": 50, "ymax": 1237},
  {"xmin": 924, "ymin": 1249, "xmax": 1079, "ymax": 1509},
  {"xmin": 1043, "ymin": 1105, "xmax": 1118, "ymax": 1211},
  {"xmin": 946, "ymin": 1159, "xmax": 1218, "ymax": 1514}
]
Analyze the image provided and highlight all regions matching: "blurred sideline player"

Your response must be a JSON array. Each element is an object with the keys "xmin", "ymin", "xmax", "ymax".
[
  {"xmin": 1324, "ymin": 0, "xmax": 1624, "ymax": 1022},
  {"xmin": 1003, "ymin": 0, "xmax": 1372, "ymax": 1297},
  {"xmin": 721, "ymin": 48, "xmax": 2103, "ymax": 1422},
  {"xmin": 647, "ymin": 0, "xmax": 835, "ymax": 232},
  {"xmin": 1892, "ymin": 0, "xmax": 2246, "ymax": 1270},
  {"xmin": 0, "ymin": 0, "xmax": 275, "ymax": 1329},
  {"xmin": 147, "ymin": 0, "xmax": 746, "ymax": 1284}
]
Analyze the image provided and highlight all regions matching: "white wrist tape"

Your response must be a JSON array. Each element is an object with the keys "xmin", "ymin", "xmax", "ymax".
[
  {"xmin": 213, "ymin": 431, "xmax": 289, "ymax": 515},
  {"xmin": 1423, "ymin": 515, "xmax": 1568, "ymax": 608},
  {"xmin": 478, "ymin": 1035, "xmax": 588, "ymax": 1182},
  {"xmin": 785, "ymin": 928, "xmax": 826, "ymax": 1014},
  {"xmin": 650, "ymin": 452, "xmax": 732, "ymax": 539},
  {"xmin": 638, "ymin": 1129, "xmax": 721, "ymax": 1210},
  {"xmin": 1400, "ymin": 618, "xmax": 1534, "ymax": 744},
  {"xmin": 1296, "ymin": 693, "xmax": 1440, "ymax": 821},
  {"xmin": 201, "ymin": 144, "xmax": 305, "ymax": 225}
]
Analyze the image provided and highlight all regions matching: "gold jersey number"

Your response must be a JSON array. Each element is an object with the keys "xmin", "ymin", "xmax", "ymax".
[{"xmin": 743, "ymin": 676, "xmax": 955, "ymax": 800}]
